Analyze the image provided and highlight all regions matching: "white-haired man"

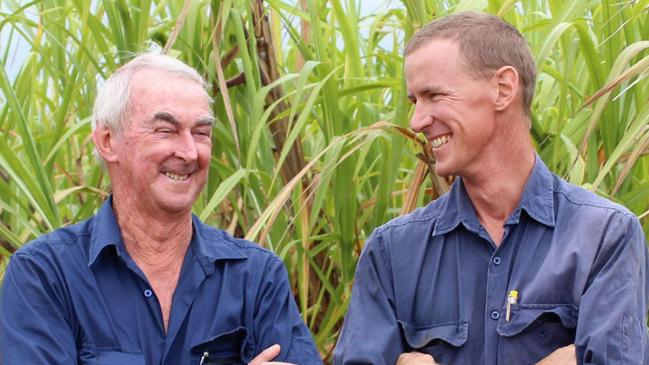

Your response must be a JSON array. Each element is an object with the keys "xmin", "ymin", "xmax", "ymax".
[{"xmin": 0, "ymin": 54, "xmax": 322, "ymax": 365}]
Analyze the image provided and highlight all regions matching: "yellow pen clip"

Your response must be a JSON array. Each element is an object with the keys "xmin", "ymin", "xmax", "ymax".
[{"xmin": 506, "ymin": 290, "xmax": 519, "ymax": 322}]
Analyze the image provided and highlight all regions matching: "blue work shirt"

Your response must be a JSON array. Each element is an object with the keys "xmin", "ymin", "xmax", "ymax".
[
  {"xmin": 0, "ymin": 197, "xmax": 322, "ymax": 365},
  {"xmin": 334, "ymin": 156, "xmax": 649, "ymax": 365}
]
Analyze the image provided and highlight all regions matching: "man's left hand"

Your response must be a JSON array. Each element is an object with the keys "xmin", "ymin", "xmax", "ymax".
[
  {"xmin": 396, "ymin": 351, "xmax": 438, "ymax": 364},
  {"xmin": 535, "ymin": 344, "xmax": 576, "ymax": 365},
  {"xmin": 248, "ymin": 344, "xmax": 295, "ymax": 365}
]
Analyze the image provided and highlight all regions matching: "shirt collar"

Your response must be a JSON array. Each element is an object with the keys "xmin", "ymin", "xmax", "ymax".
[
  {"xmin": 189, "ymin": 214, "xmax": 247, "ymax": 276},
  {"xmin": 88, "ymin": 196, "xmax": 125, "ymax": 266},
  {"xmin": 88, "ymin": 196, "xmax": 248, "ymax": 270},
  {"xmin": 433, "ymin": 177, "xmax": 481, "ymax": 236},
  {"xmin": 513, "ymin": 154, "xmax": 556, "ymax": 227},
  {"xmin": 432, "ymin": 153, "xmax": 555, "ymax": 237}
]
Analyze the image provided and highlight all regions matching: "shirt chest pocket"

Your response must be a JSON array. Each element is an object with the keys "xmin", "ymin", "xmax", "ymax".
[
  {"xmin": 497, "ymin": 304, "xmax": 577, "ymax": 364},
  {"xmin": 191, "ymin": 327, "xmax": 253, "ymax": 365},
  {"xmin": 399, "ymin": 320, "xmax": 468, "ymax": 364}
]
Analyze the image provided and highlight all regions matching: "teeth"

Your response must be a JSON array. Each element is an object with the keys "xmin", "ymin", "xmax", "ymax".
[
  {"xmin": 431, "ymin": 134, "xmax": 451, "ymax": 149},
  {"xmin": 164, "ymin": 172, "xmax": 189, "ymax": 181}
]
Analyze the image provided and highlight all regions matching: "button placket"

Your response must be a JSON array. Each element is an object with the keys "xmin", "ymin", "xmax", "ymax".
[{"xmin": 484, "ymin": 240, "xmax": 513, "ymax": 364}]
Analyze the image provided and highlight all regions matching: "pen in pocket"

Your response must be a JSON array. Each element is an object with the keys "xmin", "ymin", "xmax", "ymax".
[{"xmin": 506, "ymin": 290, "xmax": 519, "ymax": 322}]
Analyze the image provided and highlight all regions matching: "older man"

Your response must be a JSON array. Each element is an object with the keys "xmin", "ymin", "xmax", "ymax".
[
  {"xmin": 0, "ymin": 54, "xmax": 322, "ymax": 365},
  {"xmin": 334, "ymin": 12, "xmax": 649, "ymax": 365}
]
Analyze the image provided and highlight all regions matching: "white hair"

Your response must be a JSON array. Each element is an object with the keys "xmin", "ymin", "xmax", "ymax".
[{"xmin": 92, "ymin": 53, "xmax": 210, "ymax": 134}]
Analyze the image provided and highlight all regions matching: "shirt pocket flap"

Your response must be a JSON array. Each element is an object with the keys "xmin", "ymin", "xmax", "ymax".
[
  {"xmin": 191, "ymin": 326, "xmax": 252, "ymax": 363},
  {"xmin": 497, "ymin": 304, "xmax": 578, "ymax": 337},
  {"xmin": 96, "ymin": 350, "xmax": 146, "ymax": 365},
  {"xmin": 398, "ymin": 320, "xmax": 468, "ymax": 348}
]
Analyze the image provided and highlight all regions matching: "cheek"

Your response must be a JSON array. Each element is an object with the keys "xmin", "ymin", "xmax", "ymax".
[
  {"xmin": 197, "ymin": 142, "xmax": 212, "ymax": 167},
  {"xmin": 425, "ymin": 102, "xmax": 451, "ymax": 118}
]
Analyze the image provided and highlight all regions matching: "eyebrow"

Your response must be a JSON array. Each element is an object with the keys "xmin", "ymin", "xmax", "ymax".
[
  {"xmin": 420, "ymin": 85, "xmax": 444, "ymax": 95},
  {"xmin": 407, "ymin": 85, "xmax": 446, "ymax": 102},
  {"xmin": 152, "ymin": 111, "xmax": 215, "ymax": 127},
  {"xmin": 197, "ymin": 116, "xmax": 216, "ymax": 127}
]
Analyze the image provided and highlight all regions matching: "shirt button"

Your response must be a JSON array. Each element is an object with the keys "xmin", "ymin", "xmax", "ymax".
[
  {"xmin": 144, "ymin": 289, "xmax": 153, "ymax": 298},
  {"xmin": 490, "ymin": 310, "xmax": 500, "ymax": 320},
  {"xmin": 493, "ymin": 256, "xmax": 501, "ymax": 265}
]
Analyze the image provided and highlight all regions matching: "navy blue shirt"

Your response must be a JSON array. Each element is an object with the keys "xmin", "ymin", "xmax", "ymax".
[
  {"xmin": 0, "ymin": 198, "xmax": 322, "ymax": 365},
  {"xmin": 334, "ymin": 157, "xmax": 649, "ymax": 365}
]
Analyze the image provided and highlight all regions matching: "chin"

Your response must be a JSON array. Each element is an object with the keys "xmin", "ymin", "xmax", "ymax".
[
  {"xmin": 434, "ymin": 164, "xmax": 454, "ymax": 178},
  {"xmin": 157, "ymin": 196, "xmax": 196, "ymax": 215}
]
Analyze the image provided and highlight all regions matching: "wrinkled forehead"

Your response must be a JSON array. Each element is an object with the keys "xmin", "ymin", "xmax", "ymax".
[{"xmin": 120, "ymin": 69, "xmax": 212, "ymax": 128}]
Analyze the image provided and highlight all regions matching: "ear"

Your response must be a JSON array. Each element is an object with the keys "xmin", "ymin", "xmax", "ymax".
[
  {"xmin": 492, "ymin": 66, "xmax": 519, "ymax": 112},
  {"xmin": 92, "ymin": 124, "xmax": 120, "ymax": 163}
]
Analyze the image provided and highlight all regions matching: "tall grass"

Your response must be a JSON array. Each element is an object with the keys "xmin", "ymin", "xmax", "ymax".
[{"xmin": 1, "ymin": 0, "xmax": 648, "ymax": 361}]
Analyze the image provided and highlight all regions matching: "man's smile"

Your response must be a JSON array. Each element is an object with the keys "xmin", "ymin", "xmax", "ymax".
[
  {"xmin": 163, "ymin": 172, "xmax": 190, "ymax": 181},
  {"xmin": 431, "ymin": 133, "xmax": 452, "ymax": 149}
]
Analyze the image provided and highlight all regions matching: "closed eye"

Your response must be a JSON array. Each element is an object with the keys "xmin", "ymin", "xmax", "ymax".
[
  {"xmin": 193, "ymin": 128, "xmax": 212, "ymax": 137},
  {"xmin": 428, "ymin": 92, "xmax": 442, "ymax": 101}
]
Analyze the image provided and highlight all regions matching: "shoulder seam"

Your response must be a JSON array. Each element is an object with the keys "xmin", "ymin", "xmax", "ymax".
[
  {"xmin": 380, "ymin": 211, "xmax": 441, "ymax": 231},
  {"xmin": 555, "ymin": 190, "xmax": 633, "ymax": 218},
  {"xmin": 218, "ymin": 232, "xmax": 278, "ymax": 258},
  {"xmin": 18, "ymin": 232, "xmax": 91, "ymax": 252}
]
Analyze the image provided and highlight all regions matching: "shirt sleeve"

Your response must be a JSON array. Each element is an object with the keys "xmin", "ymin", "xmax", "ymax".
[
  {"xmin": 575, "ymin": 212, "xmax": 649, "ymax": 364},
  {"xmin": 0, "ymin": 252, "xmax": 78, "ymax": 364},
  {"xmin": 251, "ymin": 255, "xmax": 323, "ymax": 365},
  {"xmin": 333, "ymin": 229, "xmax": 405, "ymax": 365}
]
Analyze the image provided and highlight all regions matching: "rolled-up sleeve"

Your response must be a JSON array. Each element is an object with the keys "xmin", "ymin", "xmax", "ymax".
[
  {"xmin": 575, "ymin": 212, "xmax": 649, "ymax": 364},
  {"xmin": 0, "ymin": 252, "xmax": 77, "ymax": 364},
  {"xmin": 334, "ymin": 230, "xmax": 405, "ymax": 365},
  {"xmin": 252, "ymin": 256, "xmax": 323, "ymax": 365}
]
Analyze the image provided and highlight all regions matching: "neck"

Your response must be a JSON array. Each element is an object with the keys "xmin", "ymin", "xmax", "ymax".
[
  {"xmin": 112, "ymin": 195, "xmax": 193, "ymax": 268},
  {"xmin": 462, "ymin": 116, "xmax": 535, "ymax": 240},
  {"xmin": 111, "ymin": 194, "xmax": 192, "ymax": 334}
]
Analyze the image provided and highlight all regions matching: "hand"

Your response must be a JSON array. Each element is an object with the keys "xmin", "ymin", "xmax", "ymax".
[
  {"xmin": 535, "ymin": 344, "xmax": 576, "ymax": 365},
  {"xmin": 248, "ymin": 344, "xmax": 295, "ymax": 365},
  {"xmin": 396, "ymin": 351, "xmax": 438, "ymax": 365}
]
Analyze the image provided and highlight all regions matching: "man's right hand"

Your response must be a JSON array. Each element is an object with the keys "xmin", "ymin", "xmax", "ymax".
[
  {"xmin": 396, "ymin": 351, "xmax": 438, "ymax": 365},
  {"xmin": 535, "ymin": 344, "xmax": 576, "ymax": 365}
]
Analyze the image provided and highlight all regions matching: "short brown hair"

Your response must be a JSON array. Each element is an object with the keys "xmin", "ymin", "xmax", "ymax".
[{"xmin": 405, "ymin": 12, "xmax": 536, "ymax": 116}]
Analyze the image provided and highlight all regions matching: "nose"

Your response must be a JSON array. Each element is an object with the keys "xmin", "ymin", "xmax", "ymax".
[
  {"xmin": 173, "ymin": 130, "xmax": 198, "ymax": 162},
  {"xmin": 409, "ymin": 104, "xmax": 433, "ymax": 133}
]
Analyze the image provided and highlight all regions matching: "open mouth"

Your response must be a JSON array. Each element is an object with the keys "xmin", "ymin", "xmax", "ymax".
[
  {"xmin": 431, "ymin": 134, "xmax": 451, "ymax": 149},
  {"xmin": 164, "ymin": 172, "xmax": 190, "ymax": 181}
]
